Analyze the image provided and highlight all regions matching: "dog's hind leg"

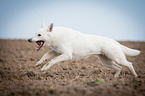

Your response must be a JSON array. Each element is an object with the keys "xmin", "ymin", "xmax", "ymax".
[
  {"xmin": 115, "ymin": 58, "xmax": 137, "ymax": 77},
  {"xmin": 98, "ymin": 55, "xmax": 122, "ymax": 78},
  {"xmin": 35, "ymin": 50, "xmax": 58, "ymax": 67},
  {"xmin": 102, "ymin": 46, "xmax": 137, "ymax": 77}
]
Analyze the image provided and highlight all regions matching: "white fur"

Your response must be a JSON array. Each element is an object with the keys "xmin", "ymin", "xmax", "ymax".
[{"xmin": 29, "ymin": 22, "xmax": 140, "ymax": 77}]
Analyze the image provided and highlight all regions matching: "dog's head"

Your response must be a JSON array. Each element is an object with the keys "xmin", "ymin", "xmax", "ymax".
[{"xmin": 28, "ymin": 22, "xmax": 53, "ymax": 51}]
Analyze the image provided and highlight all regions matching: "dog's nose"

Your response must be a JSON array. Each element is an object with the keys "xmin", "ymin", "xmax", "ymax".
[{"xmin": 28, "ymin": 38, "xmax": 32, "ymax": 42}]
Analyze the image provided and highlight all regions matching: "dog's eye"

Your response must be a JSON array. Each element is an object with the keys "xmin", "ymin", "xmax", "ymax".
[{"xmin": 38, "ymin": 34, "xmax": 41, "ymax": 36}]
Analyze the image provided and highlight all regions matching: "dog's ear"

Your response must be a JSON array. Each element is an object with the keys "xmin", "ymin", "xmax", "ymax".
[
  {"xmin": 47, "ymin": 23, "xmax": 53, "ymax": 32},
  {"xmin": 41, "ymin": 21, "xmax": 46, "ymax": 29}
]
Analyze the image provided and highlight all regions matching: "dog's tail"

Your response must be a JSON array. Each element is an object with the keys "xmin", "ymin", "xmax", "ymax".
[{"xmin": 120, "ymin": 45, "xmax": 140, "ymax": 56}]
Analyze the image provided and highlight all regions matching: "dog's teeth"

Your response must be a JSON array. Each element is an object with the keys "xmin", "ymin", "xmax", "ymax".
[{"xmin": 35, "ymin": 41, "xmax": 44, "ymax": 51}]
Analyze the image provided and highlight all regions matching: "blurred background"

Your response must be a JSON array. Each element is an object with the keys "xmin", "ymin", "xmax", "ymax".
[{"xmin": 0, "ymin": 0, "xmax": 145, "ymax": 41}]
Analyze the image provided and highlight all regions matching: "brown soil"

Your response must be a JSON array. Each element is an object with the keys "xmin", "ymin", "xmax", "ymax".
[{"xmin": 0, "ymin": 39, "xmax": 145, "ymax": 96}]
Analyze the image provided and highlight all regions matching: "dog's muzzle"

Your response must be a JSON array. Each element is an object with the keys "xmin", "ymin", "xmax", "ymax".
[
  {"xmin": 28, "ymin": 38, "xmax": 45, "ymax": 51},
  {"xmin": 28, "ymin": 38, "xmax": 32, "ymax": 43}
]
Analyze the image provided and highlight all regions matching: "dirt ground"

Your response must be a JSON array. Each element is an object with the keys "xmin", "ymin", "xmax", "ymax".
[{"xmin": 0, "ymin": 39, "xmax": 145, "ymax": 96}]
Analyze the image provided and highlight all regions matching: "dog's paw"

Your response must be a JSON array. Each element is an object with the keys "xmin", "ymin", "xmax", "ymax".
[
  {"xmin": 40, "ymin": 67, "xmax": 47, "ymax": 72},
  {"xmin": 41, "ymin": 64, "xmax": 50, "ymax": 72},
  {"xmin": 114, "ymin": 75, "xmax": 118, "ymax": 78},
  {"xmin": 114, "ymin": 74, "xmax": 120, "ymax": 78},
  {"xmin": 35, "ymin": 61, "xmax": 42, "ymax": 67},
  {"xmin": 134, "ymin": 74, "xmax": 138, "ymax": 78}
]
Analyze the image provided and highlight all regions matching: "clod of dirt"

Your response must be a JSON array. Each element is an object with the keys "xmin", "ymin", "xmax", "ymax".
[
  {"xmin": 25, "ymin": 71, "xmax": 36, "ymax": 77},
  {"xmin": 87, "ymin": 82, "xmax": 99, "ymax": 87},
  {"xmin": 29, "ymin": 58, "xmax": 35, "ymax": 61},
  {"xmin": 81, "ymin": 66, "xmax": 86, "ymax": 69},
  {"xmin": 79, "ymin": 74, "xmax": 85, "ymax": 76},
  {"xmin": 0, "ymin": 58, "xmax": 4, "ymax": 62}
]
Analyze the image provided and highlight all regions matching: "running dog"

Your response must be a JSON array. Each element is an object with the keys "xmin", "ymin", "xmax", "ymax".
[{"xmin": 28, "ymin": 21, "xmax": 140, "ymax": 77}]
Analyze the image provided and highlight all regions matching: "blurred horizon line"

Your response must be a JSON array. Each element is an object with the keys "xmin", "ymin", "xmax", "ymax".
[{"xmin": 0, "ymin": 37, "xmax": 145, "ymax": 42}]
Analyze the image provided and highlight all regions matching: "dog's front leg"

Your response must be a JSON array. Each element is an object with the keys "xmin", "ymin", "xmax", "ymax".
[
  {"xmin": 40, "ymin": 54, "xmax": 71, "ymax": 71},
  {"xmin": 36, "ymin": 50, "xmax": 58, "ymax": 67}
]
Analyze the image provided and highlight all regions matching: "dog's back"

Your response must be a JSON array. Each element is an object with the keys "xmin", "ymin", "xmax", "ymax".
[{"xmin": 50, "ymin": 27, "xmax": 120, "ymax": 60}]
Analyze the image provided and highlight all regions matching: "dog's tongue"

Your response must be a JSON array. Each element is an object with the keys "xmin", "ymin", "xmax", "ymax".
[
  {"xmin": 37, "ymin": 42, "xmax": 42, "ymax": 46},
  {"xmin": 36, "ymin": 47, "xmax": 40, "ymax": 51}
]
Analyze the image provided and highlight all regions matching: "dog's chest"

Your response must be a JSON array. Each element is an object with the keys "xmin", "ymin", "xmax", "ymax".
[{"xmin": 50, "ymin": 46, "xmax": 62, "ymax": 54}]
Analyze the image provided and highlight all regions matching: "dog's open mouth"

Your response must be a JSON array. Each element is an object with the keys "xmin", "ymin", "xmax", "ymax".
[{"xmin": 36, "ymin": 40, "xmax": 45, "ymax": 51}]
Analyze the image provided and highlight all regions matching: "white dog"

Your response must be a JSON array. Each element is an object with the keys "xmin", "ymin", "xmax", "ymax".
[{"xmin": 28, "ymin": 22, "xmax": 140, "ymax": 77}]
